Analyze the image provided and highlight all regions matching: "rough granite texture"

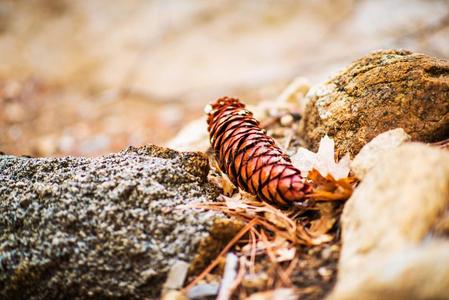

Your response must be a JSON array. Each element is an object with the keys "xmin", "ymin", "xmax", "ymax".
[
  {"xmin": 0, "ymin": 145, "xmax": 224, "ymax": 299},
  {"xmin": 299, "ymin": 50, "xmax": 449, "ymax": 157}
]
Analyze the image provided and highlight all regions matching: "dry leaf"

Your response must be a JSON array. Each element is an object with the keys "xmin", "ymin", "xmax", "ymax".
[
  {"xmin": 223, "ymin": 194, "xmax": 248, "ymax": 210},
  {"xmin": 208, "ymin": 172, "xmax": 236, "ymax": 196},
  {"xmin": 263, "ymin": 211, "xmax": 290, "ymax": 230},
  {"xmin": 291, "ymin": 135, "xmax": 350, "ymax": 179},
  {"xmin": 310, "ymin": 234, "xmax": 334, "ymax": 245},
  {"xmin": 306, "ymin": 169, "xmax": 355, "ymax": 201}
]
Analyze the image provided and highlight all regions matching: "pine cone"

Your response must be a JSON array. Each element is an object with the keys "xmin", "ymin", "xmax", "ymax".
[{"xmin": 206, "ymin": 97, "xmax": 312, "ymax": 206}]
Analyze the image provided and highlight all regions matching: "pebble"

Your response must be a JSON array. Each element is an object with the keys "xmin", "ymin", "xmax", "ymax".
[{"xmin": 187, "ymin": 283, "xmax": 220, "ymax": 299}]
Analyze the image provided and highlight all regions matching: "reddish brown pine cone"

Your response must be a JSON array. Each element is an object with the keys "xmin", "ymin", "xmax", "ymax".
[{"xmin": 206, "ymin": 97, "xmax": 312, "ymax": 206}]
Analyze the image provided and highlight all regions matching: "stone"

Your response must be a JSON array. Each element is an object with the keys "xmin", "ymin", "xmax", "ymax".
[
  {"xmin": 299, "ymin": 50, "xmax": 449, "ymax": 158},
  {"xmin": 330, "ymin": 241, "xmax": 449, "ymax": 300},
  {"xmin": 350, "ymin": 128, "xmax": 411, "ymax": 179},
  {"xmin": 0, "ymin": 145, "xmax": 230, "ymax": 299},
  {"xmin": 162, "ymin": 260, "xmax": 190, "ymax": 292},
  {"xmin": 217, "ymin": 253, "xmax": 239, "ymax": 300},
  {"xmin": 329, "ymin": 143, "xmax": 449, "ymax": 299},
  {"xmin": 187, "ymin": 283, "xmax": 220, "ymax": 299},
  {"xmin": 161, "ymin": 290, "xmax": 188, "ymax": 300}
]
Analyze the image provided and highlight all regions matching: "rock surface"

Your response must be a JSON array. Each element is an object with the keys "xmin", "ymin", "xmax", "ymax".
[
  {"xmin": 330, "ymin": 143, "xmax": 449, "ymax": 299},
  {"xmin": 299, "ymin": 50, "xmax": 449, "ymax": 157},
  {"xmin": 350, "ymin": 128, "xmax": 411, "ymax": 179},
  {"xmin": 0, "ymin": 145, "xmax": 226, "ymax": 299}
]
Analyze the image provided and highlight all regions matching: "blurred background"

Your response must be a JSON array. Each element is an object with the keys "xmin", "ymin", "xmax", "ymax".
[{"xmin": 0, "ymin": 0, "xmax": 448, "ymax": 157}]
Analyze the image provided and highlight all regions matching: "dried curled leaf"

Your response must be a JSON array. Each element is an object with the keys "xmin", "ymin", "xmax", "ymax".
[
  {"xmin": 208, "ymin": 172, "xmax": 236, "ymax": 196},
  {"xmin": 291, "ymin": 135, "xmax": 350, "ymax": 180},
  {"xmin": 305, "ymin": 169, "xmax": 355, "ymax": 201}
]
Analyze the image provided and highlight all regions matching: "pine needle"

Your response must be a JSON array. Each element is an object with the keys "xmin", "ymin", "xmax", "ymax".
[{"xmin": 183, "ymin": 218, "xmax": 259, "ymax": 292}]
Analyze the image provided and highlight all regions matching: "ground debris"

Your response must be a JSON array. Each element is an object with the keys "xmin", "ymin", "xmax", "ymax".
[{"xmin": 180, "ymin": 96, "xmax": 351, "ymax": 299}]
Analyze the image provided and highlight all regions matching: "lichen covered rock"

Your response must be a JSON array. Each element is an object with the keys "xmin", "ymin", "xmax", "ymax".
[
  {"xmin": 299, "ymin": 50, "xmax": 449, "ymax": 157},
  {"xmin": 0, "ymin": 145, "xmax": 226, "ymax": 299}
]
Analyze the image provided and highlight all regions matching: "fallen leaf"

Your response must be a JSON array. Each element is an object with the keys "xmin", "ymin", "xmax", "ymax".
[
  {"xmin": 306, "ymin": 169, "xmax": 355, "ymax": 201},
  {"xmin": 291, "ymin": 135, "xmax": 350, "ymax": 179},
  {"xmin": 208, "ymin": 172, "xmax": 236, "ymax": 196},
  {"xmin": 223, "ymin": 194, "xmax": 247, "ymax": 210}
]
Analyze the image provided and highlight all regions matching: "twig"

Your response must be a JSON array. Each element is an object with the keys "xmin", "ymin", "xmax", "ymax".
[
  {"xmin": 217, "ymin": 253, "xmax": 239, "ymax": 300},
  {"xmin": 249, "ymin": 229, "xmax": 257, "ymax": 275},
  {"xmin": 254, "ymin": 229, "xmax": 292, "ymax": 287},
  {"xmin": 229, "ymin": 256, "xmax": 247, "ymax": 296},
  {"xmin": 284, "ymin": 256, "xmax": 299, "ymax": 279}
]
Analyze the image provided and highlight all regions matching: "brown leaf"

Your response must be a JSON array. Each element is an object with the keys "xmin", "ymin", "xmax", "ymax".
[
  {"xmin": 291, "ymin": 135, "xmax": 350, "ymax": 179},
  {"xmin": 306, "ymin": 169, "xmax": 355, "ymax": 201},
  {"xmin": 208, "ymin": 170, "xmax": 236, "ymax": 196}
]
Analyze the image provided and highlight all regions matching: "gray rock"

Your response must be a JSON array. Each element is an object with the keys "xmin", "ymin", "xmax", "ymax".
[
  {"xmin": 162, "ymin": 260, "xmax": 189, "ymax": 292},
  {"xmin": 329, "ymin": 143, "xmax": 449, "ymax": 299},
  {"xmin": 299, "ymin": 50, "xmax": 449, "ymax": 158},
  {"xmin": 0, "ymin": 145, "xmax": 225, "ymax": 299},
  {"xmin": 187, "ymin": 283, "xmax": 219, "ymax": 299}
]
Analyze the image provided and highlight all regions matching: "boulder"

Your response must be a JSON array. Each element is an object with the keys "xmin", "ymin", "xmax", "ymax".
[
  {"xmin": 299, "ymin": 50, "xmax": 449, "ymax": 157},
  {"xmin": 330, "ymin": 143, "xmax": 449, "ymax": 299},
  {"xmin": 0, "ymin": 145, "xmax": 232, "ymax": 299},
  {"xmin": 350, "ymin": 128, "xmax": 410, "ymax": 179}
]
